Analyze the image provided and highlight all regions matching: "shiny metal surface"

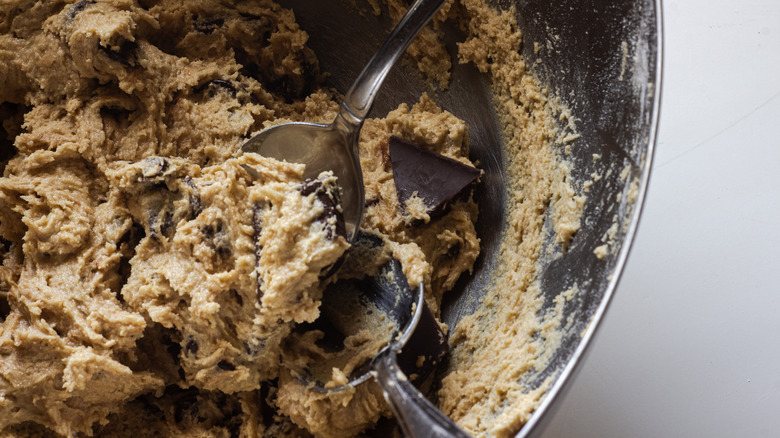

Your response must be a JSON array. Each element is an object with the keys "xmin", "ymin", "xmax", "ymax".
[{"xmin": 278, "ymin": 0, "xmax": 662, "ymax": 435}]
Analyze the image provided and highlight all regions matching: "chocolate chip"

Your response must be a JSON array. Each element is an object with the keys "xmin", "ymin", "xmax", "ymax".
[
  {"xmin": 261, "ymin": 56, "xmax": 319, "ymax": 103},
  {"xmin": 389, "ymin": 136, "xmax": 483, "ymax": 217},
  {"xmin": 160, "ymin": 211, "xmax": 174, "ymax": 236},
  {"xmin": 195, "ymin": 78, "xmax": 239, "ymax": 99},
  {"xmin": 299, "ymin": 179, "xmax": 320, "ymax": 197},
  {"xmin": 116, "ymin": 221, "xmax": 144, "ymax": 299},
  {"xmin": 217, "ymin": 360, "xmax": 236, "ymax": 371},
  {"xmin": 148, "ymin": 206, "xmax": 177, "ymax": 240},
  {"xmin": 201, "ymin": 220, "xmax": 232, "ymax": 258},
  {"xmin": 244, "ymin": 338, "xmax": 267, "ymax": 357},
  {"xmin": 67, "ymin": 0, "xmax": 94, "ymax": 21},
  {"xmin": 190, "ymin": 194, "xmax": 203, "ymax": 219},
  {"xmin": 100, "ymin": 39, "xmax": 138, "ymax": 66},
  {"xmin": 299, "ymin": 178, "xmax": 346, "ymax": 240},
  {"xmin": 185, "ymin": 339, "xmax": 199, "ymax": 355},
  {"xmin": 364, "ymin": 197, "xmax": 381, "ymax": 208},
  {"xmin": 141, "ymin": 157, "xmax": 169, "ymax": 180},
  {"xmin": 446, "ymin": 241, "xmax": 462, "ymax": 260},
  {"xmin": 354, "ymin": 231, "xmax": 384, "ymax": 249},
  {"xmin": 209, "ymin": 79, "xmax": 237, "ymax": 96},
  {"xmin": 182, "ymin": 177, "xmax": 203, "ymax": 219},
  {"xmin": 396, "ymin": 301, "xmax": 449, "ymax": 385},
  {"xmin": 147, "ymin": 209, "xmax": 160, "ymax": 240},
  {"xmin": 194, "ymin": 16, "xmax": 224, "ymax": 34},
  {"xmin": 216, "ymin": 244, "xmax": 231, "ymax": 258}
]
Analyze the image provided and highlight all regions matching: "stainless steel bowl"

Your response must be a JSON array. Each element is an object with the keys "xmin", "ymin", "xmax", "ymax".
[{"xmin": 280, "ymin": 0, "xmax": 662, "ymax": 435}]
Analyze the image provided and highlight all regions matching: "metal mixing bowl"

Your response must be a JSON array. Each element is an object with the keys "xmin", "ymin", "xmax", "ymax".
[{"xmin": 279, "ymin": 0, "xmax": 662, "ymax": 435}]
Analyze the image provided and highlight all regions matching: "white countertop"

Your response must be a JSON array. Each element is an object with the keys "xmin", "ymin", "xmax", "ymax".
[{"xmin": 537, "ymin": 0, "xmax": 780, "ymax": 436}]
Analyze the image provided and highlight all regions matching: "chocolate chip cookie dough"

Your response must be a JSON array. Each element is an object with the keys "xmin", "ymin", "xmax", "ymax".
[{"xmin": 1, "ymin": 0, "xmax": 484, "ymax": 436}]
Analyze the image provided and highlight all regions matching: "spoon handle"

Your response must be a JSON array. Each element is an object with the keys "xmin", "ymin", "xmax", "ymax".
[
  {"xmin": 341, "ymin": 0, "xmax": 448, "ymax": 120},
  {"xmin": 373, "ymin": 349, "xmax": 472, "ymax": 438}
]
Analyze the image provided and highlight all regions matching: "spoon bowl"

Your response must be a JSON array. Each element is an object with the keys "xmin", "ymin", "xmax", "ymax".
[
  {"xmin": 304, "ymin": 250, "xmax": 469, "ymax": 437},
  {"xmin": 240, "ymin": 113, "xmax": 364, "ymax": 239}
]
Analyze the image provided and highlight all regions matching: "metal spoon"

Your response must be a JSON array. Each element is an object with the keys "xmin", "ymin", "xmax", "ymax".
[
  {"xmin": 240, "ymin": 0, "xmax": 448, "ymax": 241},
  {"xmin": 312, "ymin": 254, "xmax": 471, "ymax": 438}
]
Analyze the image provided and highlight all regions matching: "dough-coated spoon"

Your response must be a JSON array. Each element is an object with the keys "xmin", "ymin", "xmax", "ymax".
[
  {"xmin": 313, "ymin": 254, "xmax": 471, "ymax": 438},
  {"xmin": 240, "ymin": 0, "xmax": 448, "ymax": 241}
]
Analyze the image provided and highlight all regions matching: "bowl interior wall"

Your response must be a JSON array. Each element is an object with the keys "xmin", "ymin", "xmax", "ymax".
[{"xmin": 278, "ymin": 0, "xmax": 659, "ymax": 434}]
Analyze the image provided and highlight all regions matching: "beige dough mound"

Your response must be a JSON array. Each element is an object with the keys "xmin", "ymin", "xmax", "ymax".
[
  {"xmin": 109, "ymin": 154, "xmax": 349, "ymax": 393},
  {"xmin": 0, "ymin": 150, "xmax": 349, "ymax": 435}
]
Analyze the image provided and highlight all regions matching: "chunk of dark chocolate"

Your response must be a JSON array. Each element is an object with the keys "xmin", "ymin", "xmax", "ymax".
[
  {"xmin": 146, "ymin": 203, "xmax": 178, "ymax": 241},
  {"xmin": 396, "ymin": 300, "xmax": 449, "ymax": 385},
  {"xmin": 115, "ymin": 220, "xmax": 144, "ymax": 298},
  {"xmin": 160, "ymin": 211, "xmax": 175, "ymax": 236},
  {"xmin": 217, "ymin": 360, "xmax": 236, "ymax": 371},
  {"xmin": 201, "ymin": 219, "xmax": 232, "ymax": 258},
  {"xmin": 182, "ymin": 177, "xmax": 203, "ymax": 219},
  {"xmin": 140, "ymin": 157, "xmax": 169, "ymax": 180},
  {"xmin": 185, "ymin": 339, "xmax": 199, "ymax": 355},
  {"xmin": 300, "ymin": 178, "xmax": 346, "ymax": 240},
  {"xmin": 389, "ymin": 136, "xmax": 482, "ymax": 217}
]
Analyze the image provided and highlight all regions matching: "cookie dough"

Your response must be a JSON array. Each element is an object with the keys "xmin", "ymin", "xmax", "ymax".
[{"xmin": 1, "ymin": 0, "xmax": 483, "ymax": 436}]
